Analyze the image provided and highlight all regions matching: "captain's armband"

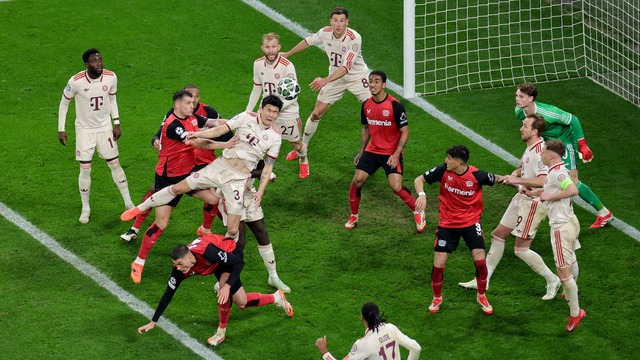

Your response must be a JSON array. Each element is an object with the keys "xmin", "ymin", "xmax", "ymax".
[{"xmin": 560, "ymin": 178, "xmax": 574, "ymax": 189}]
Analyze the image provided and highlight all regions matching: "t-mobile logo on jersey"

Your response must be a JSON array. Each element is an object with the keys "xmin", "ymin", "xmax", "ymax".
[
  {"xmin": 330, "ymin": 52, "xmax": 342, "ymax": 67},
  {"xmin": 90, "ymin": 96, "xmax": 104, "ymax": 111},
  {"xmin": 264, "ymin": 82, "xmax": 277, "ymax": 95}
]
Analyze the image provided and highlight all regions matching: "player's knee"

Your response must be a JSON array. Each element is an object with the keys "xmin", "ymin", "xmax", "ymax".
[
  {"xmin": 389, "ymin": 182, "xmax": 403, "ymax": 193},
  {"xmin": 152, "ymin": 221, "xmax": 168, "ymax": 231}
]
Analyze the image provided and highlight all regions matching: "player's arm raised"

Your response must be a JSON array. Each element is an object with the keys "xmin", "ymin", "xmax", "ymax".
[{"xmin": 281, "ymin": 39, "xmax": 310, "ymax": 59}]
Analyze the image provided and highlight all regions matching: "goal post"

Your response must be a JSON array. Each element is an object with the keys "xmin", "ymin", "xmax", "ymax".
[{"xmin": 404, "ymin": 0, "xmax": 639, "ymax": 107}]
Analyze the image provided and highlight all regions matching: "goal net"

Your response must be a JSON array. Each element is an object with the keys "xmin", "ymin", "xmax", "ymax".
[{"xmin": 406, "ymin": 0, "xmax": 639, "ymax": 107}]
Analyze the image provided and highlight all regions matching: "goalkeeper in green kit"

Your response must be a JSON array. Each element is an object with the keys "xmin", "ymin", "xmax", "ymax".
[{"xmin": 515, "ymin": 82, "xmax": 612, "ymax": 229}]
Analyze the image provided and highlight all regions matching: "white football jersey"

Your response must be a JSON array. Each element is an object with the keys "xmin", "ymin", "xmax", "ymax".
[
  {"xmin": 323, "ymin": 323, "xmax": 421, "ymax": 360},
  {"xmin": 520, "ymin": 139, "xmax": 548, "ymax": 190},
  {"xmin": 305, "ymin": 26, "xmax": 369, "ymax": 81},
  {"xmin": 222, "ymin": 112, "xmax": 281, "ymax": 171},
  {"xmin": 62, "ymin": 70, "xmax": 118, "ymax": 133},
  {"xmin": 252, "ymin": 54, "xmax": 300, "ymax": 118},
  {"xmin": 543, "ymin": 162, "xmax": 576, "ymax": 228}
]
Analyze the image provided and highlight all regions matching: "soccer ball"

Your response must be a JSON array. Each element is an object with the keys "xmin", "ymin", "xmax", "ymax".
[{"xmin": 277, "ymin": 77, "xmax": 300, "ymax": 101}]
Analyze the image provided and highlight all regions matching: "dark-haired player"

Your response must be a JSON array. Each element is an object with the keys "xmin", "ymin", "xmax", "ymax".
[
  {"xmin": 120, "ymin": 84, "xmax": 231, "ymax": 242},
  {"xmin": 345, "ymin": 70, "xmax": 425, "ymax": 233},
  {"xmin": 282, "ymin": 7, "xmax": 371, "ymax": 167},
  {"xmin": 122, "ymin": 95, "xmax": 283, "ymax": 248},
  {"xmin": 137, "ymin": 234, "xmax": 293, "ymax": 346},
  {"xmin": 57, "ymin": 48, "xmax": 134, "ymax": 223},
  {"xmin": 415, "ymin": 145, "xmax": 503, "ymax": 315},
  {"xmin": 124, "ymin": 90, "xmax": 236, "ymax": 284},
  {"xmin": 315, "ymin": 302, "xmax": 421, "ymax": 360}
]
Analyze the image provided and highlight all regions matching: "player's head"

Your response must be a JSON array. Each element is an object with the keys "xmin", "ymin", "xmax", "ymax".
[
  {"xmin": 261, "ymin": 32, "xmax": 281, "ymax": 63},
  {"xmin": 542, "ymin": 139, "xmax": 565, "ymax": 166},
  {"xmin": 259, "ymin": 95, "xmax": 283, "ymax": 127},
  {"xmin": 446, "ymin": 145, "xmax": 470, "ymax": 163},
  {"xmin": 183, "ymin": 84, "xmax": 201, "ymax": 106},
  {"xmin": 82, "ymin": 48, "xmax": 103, "ymax": 76},
  {"xmin": 361, "ymin": 302, "xmax": 387, "ymax": 333},
  {"xmin": 173, "ymin": 89, "xmax": 195, "ymax": 118},
  {"xmin": 521, "ymin": 113, "xmax": 546, "ymax": 143},
  {"xmin": 516, "ymin": 82, "xmax": 537, "ymax": 109},
  {"xmin": 330, "ymin": 7, "xmax": 349, "ymax": 37},
  {"xmin": 368, "ymin": 70, "xmax": 387, "ymax": 97},
  {"xmin": 171, "ymin": 244, "xmax": 196, "ymax": 274}
]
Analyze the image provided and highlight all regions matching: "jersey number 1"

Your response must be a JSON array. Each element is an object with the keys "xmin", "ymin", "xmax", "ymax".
[{"xmin": 378, "ymin": 340, "xmax": 396, "ymax": 359}]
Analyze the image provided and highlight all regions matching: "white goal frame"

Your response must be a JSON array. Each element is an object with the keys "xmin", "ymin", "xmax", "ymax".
[{"xmin": 404, "ymin": 0, "xmax": 639, "ymax": 107}]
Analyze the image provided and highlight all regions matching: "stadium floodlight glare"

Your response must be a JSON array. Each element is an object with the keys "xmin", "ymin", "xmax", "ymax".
[{"xmin": 405, "ymin": 0, "xmax": 639, "ymax": 107}]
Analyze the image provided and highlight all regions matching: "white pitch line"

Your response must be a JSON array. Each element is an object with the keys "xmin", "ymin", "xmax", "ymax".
[
  {"xmin": 244, "ymin": 0, "xmax": 640, "ymax": 242},
  {"xmin": 0, "ymin": 202, "xmax": 223, "ymax": 360}
]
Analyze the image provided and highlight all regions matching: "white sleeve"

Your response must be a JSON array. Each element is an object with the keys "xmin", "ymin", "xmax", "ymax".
[
  {"xmin": 58, "ymin": 80, "xmax": 75, "ymax": 132},
  {"xmin": 58, "ymin": 95, "xmax": 71, "ymax": 132},
  {"xmin": 109, "ymin": 93, "xmax": 120, "ymax": 120},
  {"xmin": 395, "ymin": 329, "xmax": 421, "ymax": 360},
  {"xmin": 321, "ymin": 352, "xmax": 337, "ymax": 360},
  {"xmin": 245, "ymin": 84, "xmax": 262, "ymax": 112},
  {"xmin": 343, "ymin": 339, "xmax": 369, "ymax": 360},
  {"xmin": 109, "ymin": 74, "xmax": 120, "ymax": 119},
  {"xmin": 305, "ymin": 29, "xmax": 323, "ymax": 47}
]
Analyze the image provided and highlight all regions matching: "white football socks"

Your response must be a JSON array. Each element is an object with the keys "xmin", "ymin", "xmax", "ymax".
[
  {"xmin": 302, "ymin": 117, "xmax": 319, "ymax": 145},
  {"xmin": 79, "ymin": 164, "xmax": 91, "ymax": 212},
  {"xmin": 561, "ymin": 276, "xmax": 580, "ymax": 317},
  {"xmin": 258, "ymin": 243, "xmax": 277, "ymax": 277},
  {"xmin": 107, "ymin": 159, "xmax": 134, "ymax": 208},
  {"xmin": 139, "ymin": 186, "xmax": 177, "ymax": 211},
  {"xmin": 485, "ymin": 235, "xmax": 505, "ymax": 280},
  {"xmin": 515, "ymin": 247, "xmax": 556, "ymax": 283}
]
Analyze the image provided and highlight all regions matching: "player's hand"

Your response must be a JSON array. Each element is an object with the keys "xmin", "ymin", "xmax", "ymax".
[
  {"xmin": 253, "ymin": 191, "xmax": 263, "ymax": 208},
  {"xmin": 577, "ymin": 138, "xmax": 593, "ymax": 162},
  {"xmin": 58, "ymin": 131, "xmax": 67, "ymax": 146},
  {"xmin": 138, "ymin": 321, "xmax": 156, "ymax": 334},
  {"xmin": 153, "ymin": 139, "xmax": 161, "ymax": 151},
  {"xmin": 315, "ymin": 336, "xmax": 329, "ymax": 354},
  {"xmin": 113, "ymin": 125, "xmax": 122, "ymax": 141},
  {"xmin": 309, "ymin": 77, "xmax": 327, "ymax": 92},
  {"xmin": 217, "ymin": 284, "xmax": 231, "ymax": 304},
  {"xmin": 387, "ymin": 154, "xmax": 399, "ymax": 168},
  {"xmin": 186, "ymin": 131, "xmax": 199, "ymax": 140},
  {"xmin": 501, "ymin": 175, "xmax": 519, "ymax": 186},
  {"xmin": 415, "ymin": 195, "xmax": 427, "ymax": 212},
  {"xmin": 354, "ymin": 152, "xmax": 362, "ymax": 166},
  {"xmin": 539, "ymin": 191, "xmax": 551, "ymax": 201},
  {"xmin": 224, "ymin": 136, "xmax": 240, "ymax": 148}
]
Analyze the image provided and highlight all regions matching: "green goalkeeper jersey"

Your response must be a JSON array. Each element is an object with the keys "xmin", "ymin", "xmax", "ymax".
[{"xmin": 515, "ymin": 101, "xmax": 586, "ymax": 144}]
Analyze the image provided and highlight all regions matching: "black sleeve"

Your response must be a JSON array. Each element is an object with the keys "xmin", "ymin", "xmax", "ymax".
[
  {"xmin": 213, "ymin": 129, "xmax": 233, "ymax": 142},
  {"xmin": 202, "ymin": 243, "xmax": 245, "ymax": 289},
  {"xmin": 473, "ymin": 169, "xmax": 497, "ymax": 187},
  {"xmin": 360, "ymin": 100, "xmax": 368, "ymax": 125},
  {"xmin": 194, "ymin": 114, "xmax": 208, "ymax": 128},
  {"xmin": 422, "ymin": 163, "xmax": 447, "ymax": 185},
  {"xmin": 204, "ymin": 105, "xmax": 220, "ymax": 119},
  {"xmin": 151, "ymin": 124, "xmax": 162, "ymax": 146},
  {"xmin": 151, "ymin": 268, "xmax": 186, "ymax": 322},
  {"xmin": 392, "ymin": 100, "xmax": 408, "ymax": 129},
  {"xmin": 165, "ymin": 119, "xmax": 188, "ymax": 142}
]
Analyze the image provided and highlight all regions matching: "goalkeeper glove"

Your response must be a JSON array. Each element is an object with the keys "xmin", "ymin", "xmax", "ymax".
[{"xmin": 577, "ymin": 138, "xmax": 593, "ymax": 163}]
